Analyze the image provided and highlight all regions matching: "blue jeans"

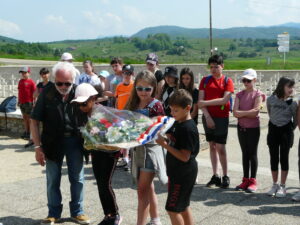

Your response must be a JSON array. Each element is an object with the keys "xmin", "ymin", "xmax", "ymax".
[{"xmin": 45, "ymin": 136, "xmax": 85, "ymax": 218}]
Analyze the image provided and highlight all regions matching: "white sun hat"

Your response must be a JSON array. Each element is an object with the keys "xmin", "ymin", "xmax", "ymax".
[{"xmin": 71, "ymin": 83, "xmax": 98, "ymax": 103}]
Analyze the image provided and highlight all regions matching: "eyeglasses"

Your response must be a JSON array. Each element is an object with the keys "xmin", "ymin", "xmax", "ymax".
[
  {"xmin": 55, "ymin": 82, "xmax": 72, "ymax": 87},
  {"xmin": 242, "ymin": 79, "xmax": 252, "ymax": 83},
  {"xmin": 78, "ymin": 101, "xmax": 88, "ymax": 107},
  {"xmin": 136, "ymin": 86, "xmax": 153, "ymax": 92}
]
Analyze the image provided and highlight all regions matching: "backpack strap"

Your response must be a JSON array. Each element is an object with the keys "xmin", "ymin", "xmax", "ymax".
[{"xmin": 203, "ymin": 75, "xmax": 213, "ymax": 88}]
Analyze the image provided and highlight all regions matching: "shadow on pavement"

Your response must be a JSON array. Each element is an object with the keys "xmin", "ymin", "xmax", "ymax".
[
  {"xmin": 0, "ymin": 216, "xmax": 39, "ymax": 225},
  {"xmin": 191, "ymin": 185, "xmax": 300, "ymax": 217},
  {"xmin": 248, "ymin": 205, "xmax": 300, "ymax": 216}
]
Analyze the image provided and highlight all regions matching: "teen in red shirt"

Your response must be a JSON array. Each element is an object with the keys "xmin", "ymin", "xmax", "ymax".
[
  {"xmin": 198, "ymin": 55, "xmax": 234, "ymax": 189},
  {"xmin": 18, "ymin": 66, "xmax": 36, "ymax": 139}
]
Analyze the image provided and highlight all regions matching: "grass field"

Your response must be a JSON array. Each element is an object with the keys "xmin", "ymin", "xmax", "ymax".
[{"xmin": 1, "ymin": 37, "xmax": 300, "ymax": 70}]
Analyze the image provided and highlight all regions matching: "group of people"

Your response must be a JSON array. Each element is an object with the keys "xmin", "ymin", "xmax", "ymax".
[{"xmin": 14, "ymin": 52, "xmax": 300, "ymax": 225}]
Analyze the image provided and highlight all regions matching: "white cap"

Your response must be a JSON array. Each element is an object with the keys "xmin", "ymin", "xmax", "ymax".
[
  {"xmin": 242, "ymin": 68, "xmax": 257, "ymax": 80},
  {"xmin": 61, "ymin": 52, "xmax": 74, "ymax": 61},
  {"xmin": 71, "ymin": 83, "xmax": 98, "ymax": 103},
  {"xmin": 98, "ymin": 70, "xmax": 110, "ymax": 78}
]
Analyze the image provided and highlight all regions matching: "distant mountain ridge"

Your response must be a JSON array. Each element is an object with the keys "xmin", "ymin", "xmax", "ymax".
[
  {"xmin": 0, "ymin": 35, "xmax": 23, "ymax": 43},
  {"xmin": 132, "ymin": 23, "xmax": 300, "ymax": 39}
]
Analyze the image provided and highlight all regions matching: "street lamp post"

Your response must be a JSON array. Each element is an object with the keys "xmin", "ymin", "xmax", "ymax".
[{"xmin": 209, "ymin": 0, "xmax": 213, "ymax": 56}]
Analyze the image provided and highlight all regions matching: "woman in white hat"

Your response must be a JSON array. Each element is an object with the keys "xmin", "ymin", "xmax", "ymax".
[{"xmin": 72, "ymin": 83, "xmax": 122, "ymax": 225}]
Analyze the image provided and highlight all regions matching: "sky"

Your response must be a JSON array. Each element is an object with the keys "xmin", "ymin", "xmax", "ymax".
[{"xmin": 0, "ymin": 0, "xmax": 300, "ymax": 42}]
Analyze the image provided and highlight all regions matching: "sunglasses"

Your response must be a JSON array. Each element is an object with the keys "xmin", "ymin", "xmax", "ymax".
[
  {"xmin": 242, "ymin": 79, "xmax": 252, "ymax": 83},
  {"xmin": 78, "ymin": 101, "xmax": 88, "ymax": 107},
  {"xmin": 55, "ymin": 82, "xmax": 72, "ymax": 87},
  {"xmin": 136, "ymin": 86, "xmax": 153, "ymax": 92},
  {"xmin": 123, "ymin": 71, "xmax": 132, "ymax": 76}
]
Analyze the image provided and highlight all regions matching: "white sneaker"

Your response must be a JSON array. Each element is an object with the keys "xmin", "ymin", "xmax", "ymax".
[
  {"xmin": 275, "ymin": 185, "xmax": 286, "ymax": 198},
  {"xmin": 146, "ymin": 219, "xmax": 162, "ymax": 225},
  {"xmin": 116, "ymin": 159, "xmax": 128, "ymax": 168},
  {"xmin": 267, "ymin": 183, "xmax": 279, "ymax": 196},
  {"xmin": 292, "ymin": 191, "xmax": 300, "ymax": 201}
]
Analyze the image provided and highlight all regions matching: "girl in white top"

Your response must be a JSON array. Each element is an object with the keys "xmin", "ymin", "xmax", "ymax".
[{"xmin": 78, "ymin": 60, "xmax": 101, "ymax": 86}]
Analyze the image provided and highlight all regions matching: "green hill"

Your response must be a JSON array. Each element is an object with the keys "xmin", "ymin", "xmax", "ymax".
[
  {"xmin": 0, "ymin": 35, "xmax": 23, "ymax": 44},
  {"xmin": 1, "ymin": 24, "xmax": 300, "ymax": 69},
  {"xmin": 132, "ymin": 25, "xmax": 300, "ymax": 39}
]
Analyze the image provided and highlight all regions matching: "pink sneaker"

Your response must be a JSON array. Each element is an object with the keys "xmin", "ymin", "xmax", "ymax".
[
  {"xmin": 235, "ymin": 177, "xmax": 249, "ymax": 191},
  {"xmin": 247, "ymin": 178, "xmax": 257, "ymax": 193}
]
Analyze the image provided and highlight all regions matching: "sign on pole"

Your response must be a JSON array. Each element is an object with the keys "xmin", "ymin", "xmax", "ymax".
[{"xmin": 277, "ymin": 32, "xmax": 289, "ymax": 64}]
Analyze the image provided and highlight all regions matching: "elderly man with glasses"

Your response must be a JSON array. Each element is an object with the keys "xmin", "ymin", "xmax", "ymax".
[{"xmin": 31, "ymin": 62, "xmax": 90, "ymax": 225}]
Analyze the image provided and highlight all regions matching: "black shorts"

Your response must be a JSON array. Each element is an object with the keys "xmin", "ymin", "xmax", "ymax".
[
  {"xmin": 202, "ymin": 116, "xmax": 229, "ymax": 144},
  {"xmin": 20, "ymin": 102, "xmax": 33, "ymax": 115},
  {"xmin": 165, "ymin": 164, "xmax": 198, "ymax": 212}
]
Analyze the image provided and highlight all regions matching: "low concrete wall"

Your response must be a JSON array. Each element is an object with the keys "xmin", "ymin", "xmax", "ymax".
[{"xmin": 0, "ymin": 109, "xmax": 24, "ymax": 134}]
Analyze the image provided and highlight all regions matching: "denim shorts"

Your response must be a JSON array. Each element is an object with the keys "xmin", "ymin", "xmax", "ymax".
[{"xmin": 140, "ymin": 152, "xmax": 155, "ymax": 173}]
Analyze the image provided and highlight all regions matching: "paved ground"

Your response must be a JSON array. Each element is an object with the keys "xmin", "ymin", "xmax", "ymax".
[{"xmin": 1, "ymin": 114, "xmax": 300, "ymax": 225}]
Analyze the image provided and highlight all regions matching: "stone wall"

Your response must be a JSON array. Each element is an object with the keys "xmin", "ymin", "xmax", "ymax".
[{"xmin": 0, "ymin": 113, "xmax": 24, "ymax": 134}]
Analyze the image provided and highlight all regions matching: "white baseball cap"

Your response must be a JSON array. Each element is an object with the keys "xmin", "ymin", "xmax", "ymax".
[
  {"xmin": 71, "ymin": 83, "xmax": 98, "ymax": 103},
  {"xmin": 242, "ymin": 68, "xmax": 257, "ymax": 80},
  {"xmin": 60, "ymin": 52, "xmax": 74, "ymax": 61}
]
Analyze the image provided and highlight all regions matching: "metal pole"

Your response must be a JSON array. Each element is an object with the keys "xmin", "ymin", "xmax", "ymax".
[
  {"xmin": 209, "ymin": 0, "xmax": 213, "ymax": 56},
  {"xmin": 284, "ymin": 52, "xmax": 286, "ymax": 65}
]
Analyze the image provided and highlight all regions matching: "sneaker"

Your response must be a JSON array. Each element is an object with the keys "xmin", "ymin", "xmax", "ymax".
[
  {"xmin": 146, "ymin": 219, "xmax": 162, "ymax": 225},
  {"xmin": 235, "ymin": 177, "xmax": 249, "ymax": 191},
  {"xmin": 275, "ymin": 185, "xmax": 287, "ymax": 198},
  {"xmin": 24, "ymin": 140, "xmax": 34, "ymax": 148},
  {"xmin": 71, "ymin": 215, "xmax": 90, "ymax": 224},
  {"xmin": 116, "ymin": 159, "xmax": 128, "ymax": 168},
  {"xmin": 221, "ymin": 175, "xmax": 230, "ymax": 188},
  {"xmin": 267, "ymin": 183, "xmax": 279, "ymax": 196},
  {"xmin": 247, "ymin": 178, "xmax": 257, "ymax": 193},
  {"xmin": 292, "ymin": 191, "xmax": 300, "ymax": 201},
  {"xmin": 206, "ymin": 175, "xmax": 221, "ymax": 188},
  {"xmin": 40, "ymin": 217, "xmax": 61, "ymax": 225},
  {"xmin": 98, "ymin": 214, "xmax": 122, "ymax": 225}
]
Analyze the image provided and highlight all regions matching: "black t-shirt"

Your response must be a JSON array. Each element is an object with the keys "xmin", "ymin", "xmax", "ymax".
[
  {"xmin": 37, "ymin": 81, "xmax": 54, "ymax": 94},
  {"xmin": 166, "ymin": 119, "xmax": 200, "ymax": 177},
  {"xmin": 155, "ymin": 70, "xmax": 164, "ymax": 83}
]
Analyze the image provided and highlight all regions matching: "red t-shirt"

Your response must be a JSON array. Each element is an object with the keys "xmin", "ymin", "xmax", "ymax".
[
  {"xmin": 199, "ymin": 75, "xmax": 234, "ymax": 118},
  {"xmin": 18, "ymin": 78, "xmax": 36, "ymax": 104}
]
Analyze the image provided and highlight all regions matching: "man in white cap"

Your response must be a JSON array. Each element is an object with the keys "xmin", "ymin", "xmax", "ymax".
[
  {"xmin": 31, "ymin": 62, "xmax": 90, "ymax": 225},
  {"xmin": 60, "ymin": 52, "xmax": 80, "ymax": 84}
]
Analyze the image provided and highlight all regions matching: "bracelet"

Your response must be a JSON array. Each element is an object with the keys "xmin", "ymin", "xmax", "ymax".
[{"xmin": 34, "ymin": 145, "xmax": 41, "ymax": 149}]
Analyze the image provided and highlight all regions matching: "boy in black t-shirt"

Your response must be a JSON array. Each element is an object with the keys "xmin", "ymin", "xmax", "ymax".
[{"xmin": 156, "ymin": 89, "xmax": 199, "ymax": 225}]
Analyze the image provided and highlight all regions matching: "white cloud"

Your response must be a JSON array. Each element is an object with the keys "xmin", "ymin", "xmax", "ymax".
[
  {"xmin": 45, "ymin": 15, "xmax": 66, "ymax": 25},
  {"xmin": 82, "ymin": 11, "xmax": 124, "ymax": 37},
  {"xmin": 0, "ymin": 19, "xmax": 21, "ymax": 36}
]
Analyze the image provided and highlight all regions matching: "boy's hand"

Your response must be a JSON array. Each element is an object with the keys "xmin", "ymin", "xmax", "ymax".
[
  {"xmin": 156, "ymin": 134, "xmax": 168, "ymax": 147},
  {"xmin": 205, "ymin": 116, "xmax": 215, "ymax": 129}
]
